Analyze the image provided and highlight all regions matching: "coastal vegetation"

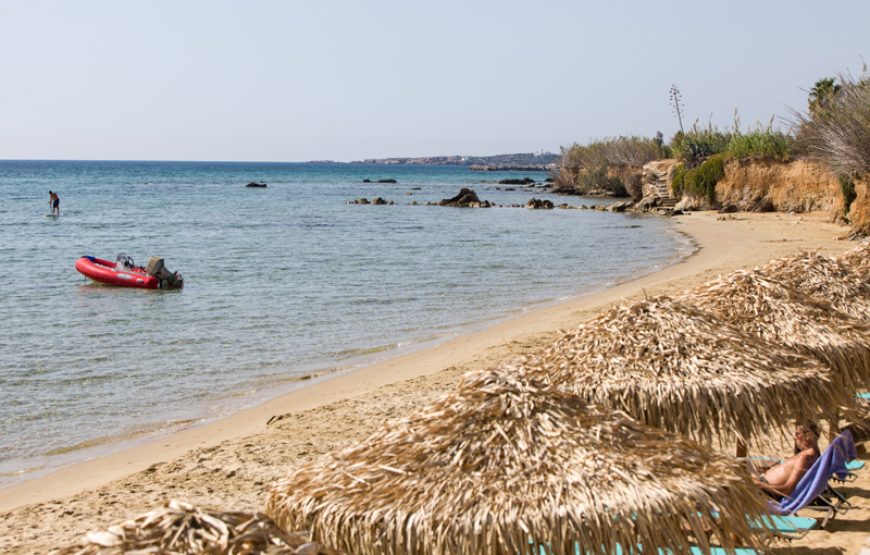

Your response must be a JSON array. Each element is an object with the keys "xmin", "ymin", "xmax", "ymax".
[
  {"xmin": 671, "ymin": 154, "xmax": 725, "ymax": 205},
  {"xmin": 554, "ymin": 135, "xmax": 667, "ymax": 197},
  {"xmin": 553, "ymin": 67, "xmax": 870, "ymax": 236}
]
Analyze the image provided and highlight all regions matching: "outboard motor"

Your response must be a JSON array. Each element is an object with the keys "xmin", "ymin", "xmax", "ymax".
[{"xmin": 146, "ymin": 256, "xmax": 184, "ymax": 289}]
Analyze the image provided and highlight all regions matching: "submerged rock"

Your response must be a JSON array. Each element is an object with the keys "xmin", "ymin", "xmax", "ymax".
[
  {"xmin": 499, "ymin": 177, "xmax": 536, "ymax": 185},
  {"xmin": 246, "ymin": 182, "xmax": 267, "ymax": 188}
]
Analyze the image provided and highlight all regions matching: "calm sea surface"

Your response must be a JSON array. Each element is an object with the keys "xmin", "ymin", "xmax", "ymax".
[{"xmin": 0, "ymin": 160, "xmax": 693, "ymax": 485}]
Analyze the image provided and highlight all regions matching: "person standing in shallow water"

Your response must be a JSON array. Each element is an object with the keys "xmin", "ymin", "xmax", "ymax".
[{"xmin": 49, "ymin": 190, "xmax": 60, "ymax": 216}]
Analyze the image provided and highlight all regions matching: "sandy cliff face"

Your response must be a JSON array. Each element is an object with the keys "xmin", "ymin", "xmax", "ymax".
[
  {"xmin": 715, "ymin": 159, "xmax": 842, "ymax": 213},
  {"xmin": 851, "ymin": 177, "xmax": 870, "ymax": 236}
]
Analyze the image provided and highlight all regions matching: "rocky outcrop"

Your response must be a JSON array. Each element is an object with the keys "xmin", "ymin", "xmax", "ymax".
[
  {"xmin": 607, "ymin": 200, "xmax": 633, "ymax": 212},
  {"xmin": 439, "ymin": 188, "xmax": 492, "ymax": 208},
  {"xmin": 635, "ymin": 195, "xmax": 659, "ymax": 212},
  {"xmin": 526, "ymin": 198, "xmax": 554, "ymax": 209}
]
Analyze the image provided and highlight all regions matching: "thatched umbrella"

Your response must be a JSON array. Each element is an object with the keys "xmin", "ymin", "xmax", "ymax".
[
  {"xmin": 524, "ymin": 296, "xmax": 845, "ymax": 449},
  {"xmin": 58, "ymin": 499, "xmax": 338, "ymax": 554},
  {"xmin": 683, "ymin": 269, "xmax": 870, "ymax": 394},
  {"xmin": 838, "ymin": 241, "xmax": 870, "ymax": 275},
  {"xmin": 267, "ymin": 368, "xmax": 767, "ymax": 555},
  {"xmin": 761, "ymin": 252, "xmax": 870, "ymax": 322}
]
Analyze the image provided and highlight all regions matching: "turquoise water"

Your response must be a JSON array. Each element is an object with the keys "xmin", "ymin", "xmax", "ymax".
[{"xmin": 0, "ymin": 160, "xmax": 692, "ymax": 484}]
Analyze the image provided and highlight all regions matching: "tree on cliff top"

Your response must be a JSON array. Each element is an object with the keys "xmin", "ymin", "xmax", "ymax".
[
  {"xmin": 808, "ymin": 77, "xmax": 843, "ymax": 118},
  {"xmin": 795, "ymin": 72, "xmax": 870, "ymax": 177}
]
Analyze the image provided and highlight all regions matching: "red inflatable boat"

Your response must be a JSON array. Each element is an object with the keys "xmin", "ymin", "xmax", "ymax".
[{"xmin": 75, "ymin": 255, "xmax": 183, "ymax": 289}]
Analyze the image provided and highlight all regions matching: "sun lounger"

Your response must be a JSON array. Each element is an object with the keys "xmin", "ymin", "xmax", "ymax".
[{"xmin": 748, "ymin": 514, "xmax": 816, "ymax": 539}]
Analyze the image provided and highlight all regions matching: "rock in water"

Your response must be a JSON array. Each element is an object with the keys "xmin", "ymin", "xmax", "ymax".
[
  {"xmin": 526, "ymin": 198, "xmax": 554, "ymax": 209},
  {"xmin": 439, "ymin": 188, "xmax": 491, "ymax": 207}
]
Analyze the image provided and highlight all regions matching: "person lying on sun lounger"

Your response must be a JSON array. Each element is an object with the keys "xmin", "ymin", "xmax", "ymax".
[{"xmin": 750, "ymin": 420, "xmax": 820, "ymax": 497}]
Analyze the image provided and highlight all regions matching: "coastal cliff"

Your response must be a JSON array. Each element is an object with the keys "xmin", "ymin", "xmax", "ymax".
[
  {"xmin": 715, "ymin": 159, "xmax": 842, "ymax": 214},
  {"xmin": 852, "ymin": 177, "xmax": 870, "ymax": 236}
]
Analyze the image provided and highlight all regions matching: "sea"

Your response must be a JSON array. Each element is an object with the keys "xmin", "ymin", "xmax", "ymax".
[{"xmin": 0, "ymin": 160, "xmax": 694, "ymax": 486}]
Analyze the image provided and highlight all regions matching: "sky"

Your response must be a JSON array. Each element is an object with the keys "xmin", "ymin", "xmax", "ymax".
[{"xmin": 0, "ymin": 0, "xmax": 867, "ymax": 162}]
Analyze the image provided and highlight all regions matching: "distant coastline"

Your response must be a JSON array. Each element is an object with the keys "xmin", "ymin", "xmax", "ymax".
[{"xmin": 346, "ymin": 151, "xmax": 559, "ymax": 171}]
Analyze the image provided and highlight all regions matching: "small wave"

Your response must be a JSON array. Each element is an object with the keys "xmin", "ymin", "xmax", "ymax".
[
  {"xmin": 43, "ymin": 418, "xmax": 199, "ymax": 456},
  {"xmin": 331, "ymin": 343, "xmax": 398, "ymax": 360},
  {"xmin": 0, "ymin": 465, "xmax": 41, "ymax": 478}
]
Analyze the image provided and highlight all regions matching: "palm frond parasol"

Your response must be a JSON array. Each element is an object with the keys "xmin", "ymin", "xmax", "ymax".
[
  {"xmin": 761, "ymin": 252, "xmax": 870, "ymax": 322},
  {"xmin": 683, "ymin": 269, "xmax": 870, "ymax": 392},
  {"xmin": 267, "ymin": 368, "xmax": 766, "ymax": 555},
  {"xmin": 57, "ymin": 499, "xmax": 338, "ymax": 554},
  {"xmin": 524, "ymin": 296, "xmax": 845, "ymax": 447}
]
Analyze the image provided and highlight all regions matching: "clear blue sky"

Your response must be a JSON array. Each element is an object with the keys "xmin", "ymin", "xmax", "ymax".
[{"xmin": 0, "ymin": 0, "xmax": 867, "ymax": 162}]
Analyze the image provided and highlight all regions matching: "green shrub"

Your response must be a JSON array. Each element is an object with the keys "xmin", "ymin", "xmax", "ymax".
[
  {"xmin": 671, "ymin": 127, "xmax": 731, "ymax": 167},
  {"xmin": 726, "ymin": 130, "xmax": 794, "ymax": 161},
  {"xmin": 687, "ymin": 155, "xmax": 725, "ymax": 205},
  {"xmin": 672, "ymin": 155, "xmax": 725, "ymax": 205},
  {"xmin": 840, "ymin": 174, "xmax": 857, "ymax": 216},
  {"xmin": 671, "ymin": 164, "xmax": 687, "ymax": 197},
  {"xmin": 561, "ymin": 136, "xmax": 664, "ymax": 170},
  {"xmin": 577, "ymin": 165, "xmax": 627, "ymax": 196}
]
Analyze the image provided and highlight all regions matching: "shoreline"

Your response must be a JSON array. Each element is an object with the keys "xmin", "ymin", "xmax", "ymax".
[
  {"xmin": 0, "ymin": 213, "xmax": 692, "ymax": 493},
  {"xmin": 0, "ymin": 220, "xmax": 701, "ymax": 513},
  {"xmin": 0, "ymin": 210, "xmax": 857, "ymax": 552}
]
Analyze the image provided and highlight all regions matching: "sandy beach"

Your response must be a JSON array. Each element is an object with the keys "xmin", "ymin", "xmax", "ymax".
[{"xmin": 1, "ymin": 210, "xmax": 867, "ymax": 554}]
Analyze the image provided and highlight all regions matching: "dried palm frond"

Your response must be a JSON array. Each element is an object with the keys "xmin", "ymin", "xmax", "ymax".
[
  {"xmin": 267, "ymin": 368, "xmax": 766, "ymax": 555},
  {"xmin": 762, "ymin": 252, "xmax": 870, "ymax": 322},
  {"xmin": 684, "ymin": 269, "xmax": 870, "ymax": 391},
  {"xmin": 838, "ymin": 241, "xmax": 870, "ymax": 275},
  {"xmin": 524, "ymin": 296, "xmax": 844, "ymax": 447},
  {"xmin": 57, "ymin": 499, "xmax": 338, "ymax": 555}
]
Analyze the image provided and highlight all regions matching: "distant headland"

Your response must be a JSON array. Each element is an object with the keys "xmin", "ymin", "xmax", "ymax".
[{"xmin": 347, "ymin": 152, "xmax": 559, "ymax": 171}]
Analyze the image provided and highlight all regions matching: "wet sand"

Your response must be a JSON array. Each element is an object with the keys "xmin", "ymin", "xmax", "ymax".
[{"xmin": 1, "ymin": 210, "xmax": 867, "ymax": 553}]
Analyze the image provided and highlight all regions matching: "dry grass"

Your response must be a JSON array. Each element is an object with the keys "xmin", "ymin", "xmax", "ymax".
[
  {"xmin": 683, "ymin": 269, "xmax": 870, "ymax": 392},
  {"xmin": 838, "ymin": 240, "xmax": 870, "ymax": 275},
  {"xmin": 56, "ymin": 499, "xmax": 337, "ymax": 555},
  {"xmin": 267, "ymin": 368, "xmax": 766, "ymax": 555},
  {"xmin": 523, "ymin": 296, "xmax": 846, "ymax": 448},
  {"xmin": 761, "ymin": 251, "xmax": 870, "ymax": 322}
]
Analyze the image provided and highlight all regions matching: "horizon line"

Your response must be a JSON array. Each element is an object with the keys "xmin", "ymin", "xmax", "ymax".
[{"xmin": 0, "ymin": 152, "xmax": 560, "ymax": 165}]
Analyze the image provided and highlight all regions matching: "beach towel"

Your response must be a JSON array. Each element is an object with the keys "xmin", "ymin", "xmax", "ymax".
[{"xmin": 768, "ymin": 431, "xmax": 854, "ymax": 516}]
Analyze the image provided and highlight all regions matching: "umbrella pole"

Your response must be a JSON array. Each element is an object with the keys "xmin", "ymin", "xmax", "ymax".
[
  {"xmin": 828, "ymin": 412, "xmax": 840, "ymax": 441},
  {"xmin": 736, "ymin": 423, "xmax": 750, "ymax": 458},
  {"xmin": 736, "ymin": 439, "xmax": 747, "ymax": 458}
]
